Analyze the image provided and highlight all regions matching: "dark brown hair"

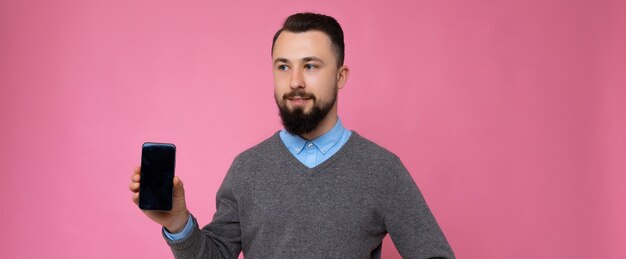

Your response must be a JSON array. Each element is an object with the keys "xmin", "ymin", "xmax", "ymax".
[{"xmin": 272, "ymin": 12, "xmax": 345, "ymax": 67}]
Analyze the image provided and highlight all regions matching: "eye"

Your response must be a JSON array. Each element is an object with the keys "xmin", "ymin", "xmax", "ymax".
[
  {"xmin": 304, "ymin": 64, "xmax": 317, "ymax": 70},
  {"xmin": 277, "ymin": 65, "xmax": 289, "ymax": 71}
]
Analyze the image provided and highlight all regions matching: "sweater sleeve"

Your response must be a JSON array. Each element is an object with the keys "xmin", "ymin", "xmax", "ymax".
[
  {"xmin": 163, "ymin": 161, "xmax": 243, "ymax": 259},
  {"xmin": 382, "ymin": 156, "xmax": 455, "ymax": 259}
]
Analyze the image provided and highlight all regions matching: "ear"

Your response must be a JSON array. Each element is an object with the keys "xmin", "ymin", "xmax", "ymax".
[{"xmin": 336, "ymin": 65, "xmax": 349, "ymax": 90}]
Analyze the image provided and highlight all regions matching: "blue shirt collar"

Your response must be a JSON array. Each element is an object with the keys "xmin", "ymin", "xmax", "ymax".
[{"xmin": 280, "ymin": 118, "xmax": 347, "ymax": 155}]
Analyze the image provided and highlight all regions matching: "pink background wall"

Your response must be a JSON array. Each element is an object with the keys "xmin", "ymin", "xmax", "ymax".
[{"xmin": 1, "ymin": 0, "xmax": 624, "ymax": 258}]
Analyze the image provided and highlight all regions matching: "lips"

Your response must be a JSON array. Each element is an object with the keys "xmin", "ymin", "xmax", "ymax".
[
  {"xmin": 288, "ymin": 96, "xmax": 312, "ymax": 101},
  {"xmin": 284, "ymin": 90, "xmax": 315, "ymax": 102},
  {"xmin": 287, "ymin": 97, "xmax": 311, "ymax": 107}
]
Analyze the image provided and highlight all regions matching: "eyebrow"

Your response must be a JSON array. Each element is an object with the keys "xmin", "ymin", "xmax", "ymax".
[
  {"xmin": 274, "ymin": 58, "xmax": 289, "ymax": 64},
  {"xmin": 302, "ymin": 56, "xmax": 325, "ymax": 64},
  {"xmin": 273, "ymin": 56, "xmax": 326, "ymax": 64}
]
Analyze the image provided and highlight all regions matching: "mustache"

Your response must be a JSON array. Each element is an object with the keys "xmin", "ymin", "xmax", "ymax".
[{"xmin": 283, "ymin": 90, "xmax": 316, "ymax": 100}]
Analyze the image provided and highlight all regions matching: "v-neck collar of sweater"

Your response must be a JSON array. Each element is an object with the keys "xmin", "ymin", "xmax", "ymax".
[{"xmin": 271, "ymin": 130, "xmax": 360, "ymax": 174}]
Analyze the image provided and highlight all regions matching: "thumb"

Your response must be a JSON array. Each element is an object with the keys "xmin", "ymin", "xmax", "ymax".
[{"xmin": 173, "ymin": 176, "xmax": 185, "ymax": 197}]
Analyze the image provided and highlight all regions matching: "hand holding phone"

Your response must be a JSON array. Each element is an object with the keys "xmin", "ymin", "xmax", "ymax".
[{"xmin": 130, "ymin": 142, "xmax": 190, "ymax": 233}]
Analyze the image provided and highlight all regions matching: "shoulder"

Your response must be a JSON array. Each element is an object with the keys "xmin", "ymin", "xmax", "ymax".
[
  {"xmin": 229, "ymin": 131, "xmax": 283, "ymax": 170},
  {"xmin": 343, "ymin": 132, "xmax": 415, "ymax": 186},
  {"xmin": 346, "ymin": 131, "xmax": 403, "ymax": 166},
  {"xmin": 220, "ymin": 132, "xmax": 282, "ymax": 189}
]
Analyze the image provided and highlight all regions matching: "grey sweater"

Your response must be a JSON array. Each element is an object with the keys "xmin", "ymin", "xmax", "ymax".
[{"xmin": 165, "ymin": 131, "xmax": 454, "ymax": 258}]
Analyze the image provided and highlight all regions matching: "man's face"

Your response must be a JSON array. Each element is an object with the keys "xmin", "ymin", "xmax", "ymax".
[{"xmin": 272, "ymin": 30, "xmax": 344, "ymax": 135}]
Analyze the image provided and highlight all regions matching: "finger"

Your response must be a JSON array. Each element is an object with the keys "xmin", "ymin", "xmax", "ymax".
[
  {"xmin": 131, "ymin": 167, "xmax": 141, "ymax": 182},
  {"xmin": 129, "ymin": 181, "xmax": 140, "ymax": 192},
  {"xmin": 131, "ymin": 173, "xmax": 140, "ymax": 183},
  {"xmin": 132, "ymin": 192, "xmax": 139, "ymax": 205}
]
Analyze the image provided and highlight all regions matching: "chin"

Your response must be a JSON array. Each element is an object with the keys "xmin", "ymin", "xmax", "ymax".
[{"xmin": 288, "ymin": 106, "xmax": 311, "ymax": 114}]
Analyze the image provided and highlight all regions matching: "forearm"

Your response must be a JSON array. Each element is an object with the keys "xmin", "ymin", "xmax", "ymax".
[{"xmin": 163, "ymin": 214, "xmax": 241, "ymax": 259}]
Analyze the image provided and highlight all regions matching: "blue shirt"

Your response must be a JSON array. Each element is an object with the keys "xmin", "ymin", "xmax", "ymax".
[
  {"xmin": 278, "ymin": 118, "xmax": 351, "ymax": 168},
  {"xmin": 164, "ymin": 119, "xmax": 352, "ymax": 240}
]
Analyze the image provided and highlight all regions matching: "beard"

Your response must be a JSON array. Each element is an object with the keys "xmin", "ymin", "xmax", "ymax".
[{"xmin": 276, "ymin": 88, "xmax": 337, "ymax": 136}]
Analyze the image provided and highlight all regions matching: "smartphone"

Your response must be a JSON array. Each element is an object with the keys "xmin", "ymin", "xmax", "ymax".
[{"xmin": 139, "ymin": 142, "xmax": 176, "ymax": 211}]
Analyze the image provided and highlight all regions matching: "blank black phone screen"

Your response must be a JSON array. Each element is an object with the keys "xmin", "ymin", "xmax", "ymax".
[{"xmin": 139, "ymin": 142, "xmax": 175, "ymax": 210}]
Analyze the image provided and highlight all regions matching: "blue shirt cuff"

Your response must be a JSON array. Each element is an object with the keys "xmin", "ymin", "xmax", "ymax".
[{"xmin": 162, "ymin": 214, "xmax": 194, "ymax": 241}]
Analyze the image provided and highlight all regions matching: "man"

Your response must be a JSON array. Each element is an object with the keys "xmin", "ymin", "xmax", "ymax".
[{"xmin": 129, "ymin": 12, "xmax": 454, "ymax": 258}]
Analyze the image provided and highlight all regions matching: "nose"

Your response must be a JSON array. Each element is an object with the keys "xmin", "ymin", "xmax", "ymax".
[{"xmin": 289, "ymin": 67, "xmax": 304, "ymax": 89}]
